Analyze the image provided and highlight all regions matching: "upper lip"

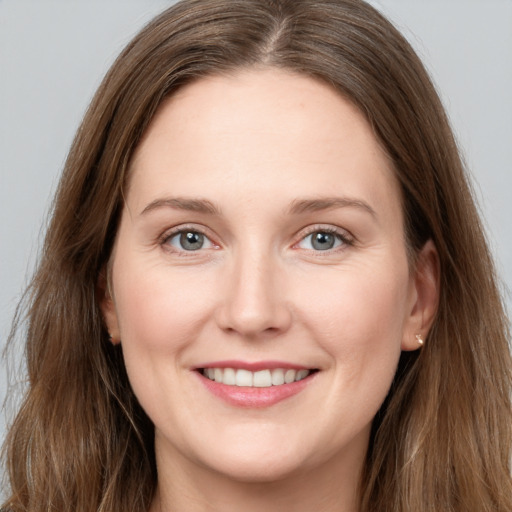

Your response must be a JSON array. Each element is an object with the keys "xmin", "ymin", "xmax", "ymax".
[{"xmin": 193, "ymin": 360, "xmax": 314, "ymax": 371}]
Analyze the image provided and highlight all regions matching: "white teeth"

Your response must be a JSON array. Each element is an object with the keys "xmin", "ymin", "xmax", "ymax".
[
  {"xmin": 295, "ymin": 369, "xmax": 309, "ymax": 382},
  {"xmin": 223, "ymin": 367, "xmax": 236, "ymax": 385},
  {"xmin": 235, "ymin": 369, "xmax": 253, "ymax": 387},
  {"xmin": 202, "ymin": 367, "xmax": 313, "ymax": 387},
  {"xmin": 253, "ymin": 370, "xmax": 272, "ymax": 387},
  {"xmin": 271, "ymin": 368, "xmax": 285, "ymax": 386},
  {"xmin": 284, "ymin": 369, "xmax": 296, "ymax": 384}
]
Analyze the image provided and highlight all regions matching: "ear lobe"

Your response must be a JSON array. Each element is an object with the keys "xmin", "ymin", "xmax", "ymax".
[
  {"xmin": 401, "ymin": 239, "xmax": 440, "ymax": 351},
  {"xmin": 97, "ymin": 270, "xmax": 121, "ymax": 344}
]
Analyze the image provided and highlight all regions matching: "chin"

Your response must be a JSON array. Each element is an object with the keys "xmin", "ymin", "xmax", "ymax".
[
  {"xmin": 208, "ymin": 455, "xmax": 307, "ymax": 484},
  {"xmin": 189, "ymin": 435, "xmax": 312, "ymax": 484}
]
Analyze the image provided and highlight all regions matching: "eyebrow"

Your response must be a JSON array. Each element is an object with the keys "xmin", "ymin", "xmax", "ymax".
[
  {"xmin": 140, "ymin": 197, "xmax": 220, "ymax": 216},
  {"xmin": 288, "ymin": 197, "xmax": 377, "ymax": 217},
  {"xmin": 140, "ymin": 195, "xmax": 377, "ymax": 218}
]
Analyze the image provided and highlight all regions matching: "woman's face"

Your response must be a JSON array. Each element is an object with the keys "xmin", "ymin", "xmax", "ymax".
[{"xmin": 102, "ymin": 69, "xmax": 434, "ymax": 483}]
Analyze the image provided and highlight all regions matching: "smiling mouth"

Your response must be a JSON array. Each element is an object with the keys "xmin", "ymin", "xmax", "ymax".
[{"xmin": 199, "ymin": 367, "xmax": 318, "ymax": 388}]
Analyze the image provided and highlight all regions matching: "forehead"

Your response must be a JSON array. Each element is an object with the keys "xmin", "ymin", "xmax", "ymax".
[{"xmin": 127, "ymin": 68, "xmax": 401, "ymax": 224}]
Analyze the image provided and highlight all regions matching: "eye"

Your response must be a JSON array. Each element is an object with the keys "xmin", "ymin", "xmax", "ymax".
[
  {"xmin": 165, "ymin": 230, "xmax": 214, "ymax": 251},
  {"xmin": 297, "ymin": 229, "xmax": 347, "ymax": 251}
]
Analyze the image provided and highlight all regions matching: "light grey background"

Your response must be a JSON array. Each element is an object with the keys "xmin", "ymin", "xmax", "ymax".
[{"xmin": 1, "ymin": 0, "xmax": 511, "ymax": 485}]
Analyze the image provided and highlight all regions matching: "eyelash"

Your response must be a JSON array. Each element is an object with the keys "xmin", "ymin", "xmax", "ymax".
[
  {"xmin": 159, "ymin": 224, "xmax": 217, "ymax": 255},
  {"xmin": 295, "ymin": 225, "xmax": 354, "ymax": 252},
  {"xmin": 158, "ymin": 224, "xmax": 354, "ymax": 254}
]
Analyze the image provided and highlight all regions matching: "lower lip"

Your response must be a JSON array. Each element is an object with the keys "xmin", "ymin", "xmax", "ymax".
[{"xmin": 195, "ymin": 371, "xmax": 316, "ymax": 408}]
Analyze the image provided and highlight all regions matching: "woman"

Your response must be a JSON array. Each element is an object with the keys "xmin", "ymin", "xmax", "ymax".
[{"xmin": 2, "ymin": 0, "xmax": 511, "ymax": 511}]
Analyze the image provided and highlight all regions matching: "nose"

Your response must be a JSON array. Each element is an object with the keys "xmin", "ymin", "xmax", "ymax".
[{"xmin": 215, "ymin": 247, "xmax": 292, "ymax": 338}]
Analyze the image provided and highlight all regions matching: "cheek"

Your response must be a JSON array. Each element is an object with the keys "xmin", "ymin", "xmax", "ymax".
[
  {"xmin": 111, "ymin": 262, "xmax": 221, "ymax": 428},
  {"xmin": 297, "ymin": 260, "xmax": 409, "ymax": 378},
  {"xmin": 112, "ymin": 261, "xmax": 217, "ymax": 357}
]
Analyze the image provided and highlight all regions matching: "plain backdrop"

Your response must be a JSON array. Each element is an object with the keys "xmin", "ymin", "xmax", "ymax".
[{"xmin": 1, "ymin": 0, "xmax": 511, "ymax": 486}]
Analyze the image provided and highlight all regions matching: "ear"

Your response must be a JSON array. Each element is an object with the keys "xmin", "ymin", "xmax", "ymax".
[
  {"xmin": 97, "ymin": 268, "xmax": 121, "ymax": 344},
  {"xmin": 401, "ymin": 240, "xmax": 440, "ymax": 351}
]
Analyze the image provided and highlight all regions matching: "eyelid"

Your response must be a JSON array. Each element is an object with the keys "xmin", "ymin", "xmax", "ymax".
[
  {"xmin": 159, "ymin": 223, "xmax": 220, "ymax": 250},
  {"xmin": 293, "ymin": 224, "xmax": 355, "ymax": 250},
  {"xmin": 157, "ymin": 223, "xmax": 353, "ymax": 253}
]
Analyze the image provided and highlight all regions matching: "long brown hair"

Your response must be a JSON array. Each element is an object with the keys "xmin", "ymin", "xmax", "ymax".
[{"xmin": 3, "ymin": 1, "xmax": 511, "ymax": 510}]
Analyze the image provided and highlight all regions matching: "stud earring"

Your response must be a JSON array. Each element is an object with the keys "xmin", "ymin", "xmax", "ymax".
[{"xmin": 415, "ymin": 334, "xmax": 424, "ymax": 346}]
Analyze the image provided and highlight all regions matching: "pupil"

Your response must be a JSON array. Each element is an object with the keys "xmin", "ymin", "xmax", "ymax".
[
  {"xmin": 181, "ymin": 232, "xmax": 204, "ymax": 250},
  {"xmin": 312, "ymin": 232, "xmax": 335, "ymax": 250}
]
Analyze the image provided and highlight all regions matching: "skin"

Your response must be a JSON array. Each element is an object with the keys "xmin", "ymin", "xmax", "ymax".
[{"xmin": 101, "ymin": 68, "xmax": 438, "ymax": 512}]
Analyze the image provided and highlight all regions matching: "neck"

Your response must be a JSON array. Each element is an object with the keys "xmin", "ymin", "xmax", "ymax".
[{"xmin": 150, "ymin": 440, "xmax": 365, "ymax": 512}]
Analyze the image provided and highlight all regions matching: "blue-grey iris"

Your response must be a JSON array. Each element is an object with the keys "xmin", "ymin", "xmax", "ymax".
[
  {"xmin": 312, "ymin": 232, "xmax": 336, "ymax": 250},
  {"xmin": 180, "ymin": 232, "xmax": 204, "ymax": 251}
]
